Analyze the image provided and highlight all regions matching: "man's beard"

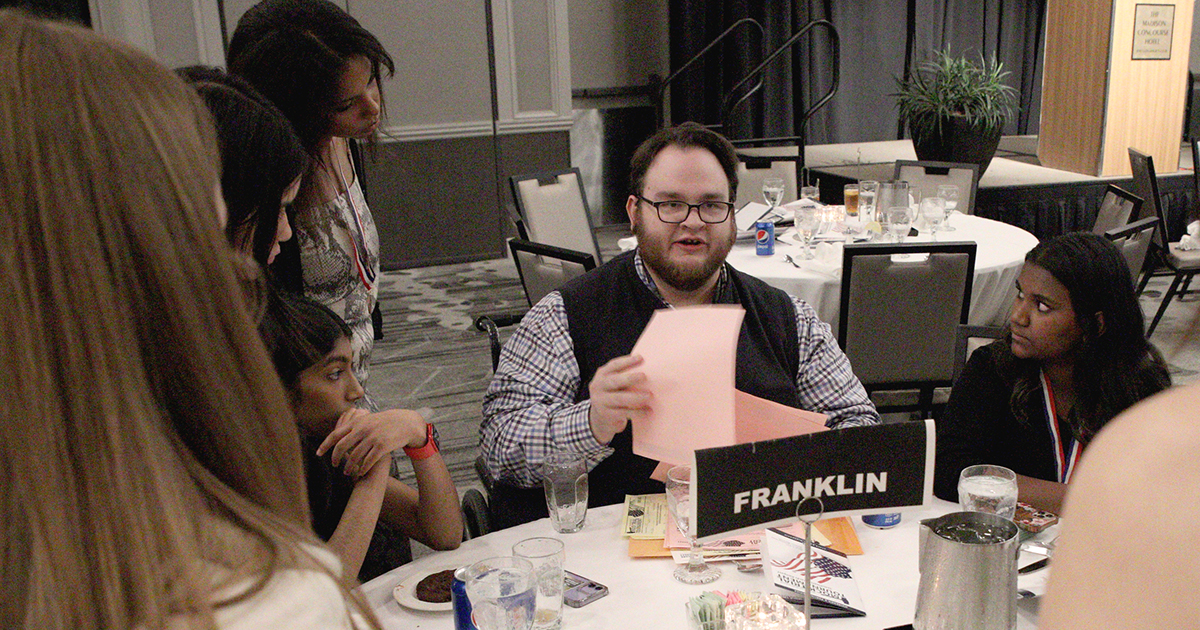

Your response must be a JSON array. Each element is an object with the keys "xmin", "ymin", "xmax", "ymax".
[{"xmin": 635, "ymin": 224, "xmax": 735, "ymax": 294}]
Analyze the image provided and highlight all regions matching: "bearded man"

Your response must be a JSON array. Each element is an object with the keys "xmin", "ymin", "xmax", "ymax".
[{"xmin": 480, "ymin": 123, "xmax": 878, "ymax": 529}]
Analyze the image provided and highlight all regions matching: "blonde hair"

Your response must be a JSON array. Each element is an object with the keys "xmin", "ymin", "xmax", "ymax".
[{"xmin": 0, "ymin": 11, "xmax": 375, "ymax": 629}]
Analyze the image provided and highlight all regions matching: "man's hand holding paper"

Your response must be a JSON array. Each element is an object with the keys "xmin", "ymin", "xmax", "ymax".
[
  {"xmin": 588, "ymin": 354, "xmax": 652, "ymax": 445},
  {"xmin": 629, "ymin": 305, "xmax": 828, "ymax": 468}
]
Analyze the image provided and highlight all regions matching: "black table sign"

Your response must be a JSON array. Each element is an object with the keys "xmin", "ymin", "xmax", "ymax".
[{"xmin": 692, "ymin": 421, "xmax": 934, "ymax": 540}]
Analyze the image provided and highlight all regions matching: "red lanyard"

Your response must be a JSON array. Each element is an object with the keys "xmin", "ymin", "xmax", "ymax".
[
  {"xmin": 1040, "ymin": 370, "xmax": 1081, "ymax": 483},
  {"xmin": 330, "ymin": 149, "xmax": 375, "ymax": 293}
]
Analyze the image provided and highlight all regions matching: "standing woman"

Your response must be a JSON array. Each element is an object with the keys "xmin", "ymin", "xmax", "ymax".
[
  {"xmin": 228, "ymin": 0, "xmax": 393, "ymax": 390},
  {"xmin": 0, "ymin": 10, "xmax": 375, "ymax": 629},
  {"xmin": 934, "ymin": 232, "xmax": 1171, "ymax": 513}
]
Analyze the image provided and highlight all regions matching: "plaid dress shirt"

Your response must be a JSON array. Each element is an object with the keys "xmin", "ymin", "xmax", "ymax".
[{"xmin": 480, "ymin": 253, "xmax": 880, "ymax": 487}]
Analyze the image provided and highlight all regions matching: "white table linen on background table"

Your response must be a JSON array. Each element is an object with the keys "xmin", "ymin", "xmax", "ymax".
[
  {"xmin": 722, "ymin": 214, "xmax": 1039, "ymax": 334},
  {"xmin": 361, "ymin": 501, "xmax": 1047, "ymax": 629}
]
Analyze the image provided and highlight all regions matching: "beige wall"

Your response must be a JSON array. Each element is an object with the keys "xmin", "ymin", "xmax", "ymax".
[{"xmin": 568, "ymin": 0, "xmax": 668, "ymax": 90}]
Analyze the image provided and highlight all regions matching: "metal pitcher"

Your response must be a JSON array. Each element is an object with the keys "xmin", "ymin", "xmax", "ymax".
[
  {"xmin": 914, "ymin": 511, "xmax": 1019, "ymax": 630},
  {"xmin": 876, "ymin": 180, "xmax": 912, "ymax": 216}
]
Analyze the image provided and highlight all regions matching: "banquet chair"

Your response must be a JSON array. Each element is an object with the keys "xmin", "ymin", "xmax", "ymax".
[
  {"xmin": 472, "ymin": 238, "xmax": 597, "ymax": 369},
  {"xmin": 838, "ymin": 241, "xmax": 977, "ymax": 418},
  {"xmin": 1090, "ymin": 185, "xmax": 1142, "ymax": 235},
  {"xmin": 1103, "ymin": 216, "xmax": 1160, "ymax": 291},
  {"xmin": 1127, "ymin": 148, "xmax": 1200, "ymax": 336},
  {"xmin": 510, "ymin": 168, "xmax": 604, "ymax": 265},
  {"xmin": 736, "ymin": 155, "xmax": 798, "ymax": 207},
  {"xmin": 509, "ymin": 238, "xmax": 597, "ymax": 308},
  {"xmin": 953, "ymin": 325, "xmax": 1005, "ymax": 382},
  {"xmin": 468, "ymin": 239, "xmax": 597, "ymax": 532},
  {"xmin": 893, "ymin": 160, "xmax": 980, "ymax": 215}
]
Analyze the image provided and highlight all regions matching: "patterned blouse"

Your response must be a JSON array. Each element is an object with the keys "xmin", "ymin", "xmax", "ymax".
[{"xmin": 294, "ymin": 172, "xmax": 380, "ymax": 387}]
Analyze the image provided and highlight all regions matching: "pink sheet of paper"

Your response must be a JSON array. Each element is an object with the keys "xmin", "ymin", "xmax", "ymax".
[
  {"xmin": 734, "ymin": 390, "xmax": 828, "ymax": 442},
  {"xmin": 630, "ymin": 306, "xmax": 744, "ymax": 466}
]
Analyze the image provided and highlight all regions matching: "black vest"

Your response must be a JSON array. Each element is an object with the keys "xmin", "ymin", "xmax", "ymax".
[{"xmin": 488, "ymin": 252, "xmax": 801, "ymax": 529}]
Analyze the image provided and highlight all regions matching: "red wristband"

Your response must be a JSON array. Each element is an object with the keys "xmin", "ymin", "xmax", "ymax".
[{"xmin": 404, "ymin": 422, "xmax": 440, "ymax": 461}]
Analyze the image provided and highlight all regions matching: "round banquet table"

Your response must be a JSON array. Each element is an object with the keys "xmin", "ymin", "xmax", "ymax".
[
  {"xmin": 360, "ymin": 500, "xmax": 1051, "ymax": 629},
  {"xmin": 722, "ymin": 213, "xmax": 1038, "ymax": 335}
]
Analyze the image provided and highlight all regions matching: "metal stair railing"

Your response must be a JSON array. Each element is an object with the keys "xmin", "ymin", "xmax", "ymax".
[
  {"xmin": 653, "ymin": 17, "xmax": 766, "ymax": 129},
  {"xmin": 722, "ymin": 19, "xmax": 840, "ymax": 150}
]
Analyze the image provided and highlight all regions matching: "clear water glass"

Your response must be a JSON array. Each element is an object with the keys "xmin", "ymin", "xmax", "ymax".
[
  {"xmin": 859, "ymin": 180, "xmax": 878, "ymax": 224},
  {"xmin": 957, "ymin": 464, "xmax": 1019, "ymax": 521},
  {"xmin": 542, "ymin": 452, "xmax": 588, "ymax": 533},
  {"xmin": 795, "ymin": 206, "xmax": 819, "ymax": 259},
  {"xmin": 886, "ymin": 206, "xmax": 911, "ymax": 243},
  {"xmin": 667, "ymin": 465, "xmax": 720, "ymax": 584},
  {"xmin": 464, "ymin": 557, "xmax": 537, "ymax": 630},
  {"xmin": 920, "ymin": 197, "xmax": 946, "ymax": 240},
  {"xmin": 937, "ymin": 184, "xmax": 959, "ymax": 231},
  {"xmin": 512, "ymin": 538, "xmax": 564, "ymax": 630},
  {"xmin": 762, "ymin": 177, "xmax": 785, "ymax": 209}
]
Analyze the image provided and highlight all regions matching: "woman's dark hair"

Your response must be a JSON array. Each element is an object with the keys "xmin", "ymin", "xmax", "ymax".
[
  {"xmin": 258, "ymin": 289, "xmax": 352, "ymax": 390},
  {"xmin": 629, "ymin": 121, "xmax": 741, "ymax": 203},
  {"xmin": 1002, "ymin": 231, "xmax": 1170, "ymax": 442},
  {"xmin": 177, "ymin": 66, "xmax": 307, "ymax": 267},
  {"xmin": 226, "ymin": 0, "xmax": 394, "ymax": 152}
]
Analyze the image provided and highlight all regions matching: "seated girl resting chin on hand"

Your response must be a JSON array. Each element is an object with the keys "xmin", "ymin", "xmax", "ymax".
[{"xmin": 259, "ymin": 290, "xmax": 461, "ymax": 582}]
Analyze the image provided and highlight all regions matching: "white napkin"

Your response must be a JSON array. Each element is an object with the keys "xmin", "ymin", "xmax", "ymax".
[
  {"xmin": 1179, "ymin": 221, "xmax": 1199, "ymax": 250},
  {"xmin": 808, "ymin": 242, "xmax": 843, "ymax": 276}
]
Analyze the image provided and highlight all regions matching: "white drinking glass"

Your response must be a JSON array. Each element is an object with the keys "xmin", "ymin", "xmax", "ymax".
[
  {"xmin": 957, "ymin": 464, "xmax": 1019, "ymax": 521},
  {"xmin": 920, "ymin": 197, "xmax": 946, "ymax": 240},
  {"xmin": 795, "ymin": 206, "xmax": 819, "ymax": 259},
  {"xmin": 512, "ymin": 538, "xmax": 565, "ymax": 630},
  {"xmin": 937, "ymin": 184, "xmax": 960, "ymax": 231},
  {"xmin": 542, "ymin": 452, "xmax": 588, "ymax": 533},
  {"xmin": 762, "ymin": 177, "xmax": 785, "ymax": 209},
  {"xmin": 666, "ymin": 465, "xmax": 720, "ymax": 584},
  {"xmin": 886, "ymin": 206, "xmax": 911, "ymax": 243},
  {"xmin": 800, "ymin": 185, "xmax": 820, "ymax": 202},
  {"xmin": 465, "ymin": 556, "xmax": 537, "ymax": 630},
  {"xmin": 859, "ymin": 180, "xmax": 878, "ymax": 224}
]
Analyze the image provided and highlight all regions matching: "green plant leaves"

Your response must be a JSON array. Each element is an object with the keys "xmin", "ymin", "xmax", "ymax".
[{"xmin": 893, "ymin": 51, "xmax": 1018, "ymax": 145}]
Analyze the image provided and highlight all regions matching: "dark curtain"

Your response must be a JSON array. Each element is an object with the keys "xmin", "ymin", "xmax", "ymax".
[{"xmin": 667, "ymin": 0, "xmax": 1046, "ymax": 146}]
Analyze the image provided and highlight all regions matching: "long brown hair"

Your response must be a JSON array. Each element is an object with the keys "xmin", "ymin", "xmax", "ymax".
[{"xmin": 0, "ymin": 11, "xmax": 374, "ymax": 629}]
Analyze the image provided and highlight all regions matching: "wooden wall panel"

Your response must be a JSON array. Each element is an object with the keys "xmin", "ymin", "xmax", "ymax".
[{"xmin": 1040, "ymin": 0, "xmax": 1195, "ymax": 176}]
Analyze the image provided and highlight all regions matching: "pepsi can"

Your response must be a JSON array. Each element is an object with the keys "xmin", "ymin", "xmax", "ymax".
[
  {"xmin": 861, "ymin": 513, "xmax": 902, "ymax": 529},
  {"xmin": 755, "ymin": 221, "xmax": 775, "ymax": 255},
  {"xmin": 452, "ymin": 566, "xmax": 477, "ymax": 630}
]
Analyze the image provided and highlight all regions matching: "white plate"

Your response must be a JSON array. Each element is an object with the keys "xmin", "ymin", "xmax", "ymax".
[{"xmin": 393, "ymin": 564, "xmax": 460, "ymax": 612}]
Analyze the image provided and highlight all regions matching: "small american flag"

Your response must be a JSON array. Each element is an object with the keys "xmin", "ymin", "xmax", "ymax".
[{"xmin": 772, "ymin": 551, "xmax": 853, "ymax": 583}]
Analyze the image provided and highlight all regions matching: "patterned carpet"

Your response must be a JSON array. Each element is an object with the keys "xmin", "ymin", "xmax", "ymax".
[{"xmin": 373, "ymin": 228, "xmax": 1200, "ymax": 494}]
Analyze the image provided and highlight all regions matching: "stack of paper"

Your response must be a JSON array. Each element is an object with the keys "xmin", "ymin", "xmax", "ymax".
[{"xmin": 621, "ymin": 494, "xmax": 863, "ymax": 561}]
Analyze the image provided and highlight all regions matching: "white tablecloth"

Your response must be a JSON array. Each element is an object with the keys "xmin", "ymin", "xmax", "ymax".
[
  {"xmin": 361, "ymin": 501, "xmax": 1049, "ymax": 629},
  {"xmin": 724, "ymin": 214, "xmax": 1038, "ymax": 335}
]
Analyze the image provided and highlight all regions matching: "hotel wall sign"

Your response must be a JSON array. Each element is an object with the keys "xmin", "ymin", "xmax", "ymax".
[{"xmin": 1133, "ymin": 4, "xmax": 1175, "ymax": 60}]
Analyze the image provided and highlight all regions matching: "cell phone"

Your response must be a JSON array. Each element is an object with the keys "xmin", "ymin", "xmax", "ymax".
[{"xmin": 563, "ymin": 570, "xmax": 608, "ymax": 608}]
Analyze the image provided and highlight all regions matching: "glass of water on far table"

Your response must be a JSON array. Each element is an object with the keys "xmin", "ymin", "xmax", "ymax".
[
  {"xmin": 958, "ymin": 464, "xmax": 1018, "ymax": 520},
  {"xmin": 859, "ymin": 180, "xmax": 878, "ymax": 224},
  {"xmin": 762, "ymin": 177, "xmax": 785, "ymax": 212},
  {"xmin": 937, "ymin": 184, "xmax": 959, "ymax": 231},
  {"xmin": 920, "ymin": 197, "xmax": 946, "ymax": 240}
]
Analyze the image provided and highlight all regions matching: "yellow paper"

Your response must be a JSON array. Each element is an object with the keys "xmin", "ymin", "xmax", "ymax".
[{"xmin": 620, "ymin": 494, "xmax": 670, "ymax": 539}]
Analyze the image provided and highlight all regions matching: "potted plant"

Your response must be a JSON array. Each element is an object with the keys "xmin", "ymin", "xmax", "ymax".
[{"xmin": 894, "ymin": 51, "xmax": 1018, "ymax": 175}]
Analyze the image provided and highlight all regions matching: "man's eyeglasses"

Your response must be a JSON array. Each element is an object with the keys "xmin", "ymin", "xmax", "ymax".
[{"xmin": 636, "ymin": 196, "xmax": 735, "ymax": 224}]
